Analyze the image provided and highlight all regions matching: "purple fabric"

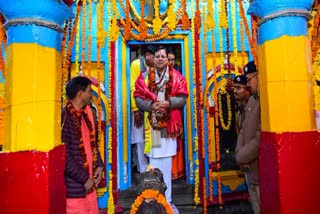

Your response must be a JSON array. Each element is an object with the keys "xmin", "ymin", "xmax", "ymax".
[{"xmin": 61, "ymin": 107, "xmax": 104, "ymax": 198}]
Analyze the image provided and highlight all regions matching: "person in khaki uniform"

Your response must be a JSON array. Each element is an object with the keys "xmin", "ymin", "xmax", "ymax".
[{"xmin": 235, "ymin": 61, "xmax": 261, "ymax": 214}]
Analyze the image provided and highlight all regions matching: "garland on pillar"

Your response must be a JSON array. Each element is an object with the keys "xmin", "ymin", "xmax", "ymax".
[
  {"xmin": 0, "ymin": 14, "xmax": 6, "ymax": 78},
  {"xmin": 87, "ymin": 0, "xmax": 93, "ymax": 77},
  {"xmin": 81, "ymin": 0, "xmax": 87, "ymax": 74},
  {"xmin": 97, "ymin": 0, "xmax": 107, "ymax": 160},
  {"xmin": 181, "ymin": 0, "xmax": 190, "ymax": 30},
  {"xmin": 107, "ymin": 1, "xmax": 115, "ymax": 212}
]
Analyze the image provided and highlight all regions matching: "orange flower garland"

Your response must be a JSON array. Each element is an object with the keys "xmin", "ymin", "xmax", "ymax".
[
  {"xmin": 124, "ymin": 0, "xmax": 131, "ymax": 40},
  {"xmin": 0, "ymin": 14, "xmax": 6, "ymax": 78},
  {"xmin": 130, "ymin": 189, "xmax": 173, "ymax": 214},
  {"xmin": 148, "ymin": 67, "xmax": 173, "ymax": 130},
  {"xmin": 181, "ymin": 0, "xmax": 190, "ymax": 30},
  {"xmin": 81, "ymin": 0, "xmax": 87, "ymax": 74},
  {"xmin": 88, "ymin": 0, "xmax": 93, "ymax": 77},
  {"xmin": 138, "ymin": 0, "xmax": 147, "ymax": 40},
  {"xmin": 66, "ymin": 100, "xmax": 98, "ymax": 174}
]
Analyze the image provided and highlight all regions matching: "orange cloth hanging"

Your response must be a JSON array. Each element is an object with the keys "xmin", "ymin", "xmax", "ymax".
[{"xmin": 172, "ymin": 137, "xmax": 185, "ymax": 179}]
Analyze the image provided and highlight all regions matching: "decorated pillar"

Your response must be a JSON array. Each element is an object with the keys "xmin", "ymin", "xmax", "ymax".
[
  {"xmin": 0, "ymin": 0, "xmax": 72, "ymax": 213},
  {"xmin": 248, "ymin": 0, "xmax": 320, "ymax": 213}
]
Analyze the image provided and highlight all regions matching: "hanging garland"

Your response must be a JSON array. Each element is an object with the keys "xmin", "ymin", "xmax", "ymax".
[
  {"xmin": 231, "ymin": 0, "xmax": 239, "ymax": 74},
  {"xmin": 87, "ymin": 0, "xmax": 93, "ymax": 77},
  {"xmin": 0, "ymin": 14, "xmax": 6, "ymax": 78},
  {"xmin": 124, "ymin": 0, "xmax": 132, "ymax": 40},
  {"xmin": 152, "ymin": 0, "xmax": 162, "ymax": 34},
  {"xmin": 218, "ymin": 93, "xmax": 232, "ymax": 131},
  {"xmin": 97, "ymin": 0, "xmax": 106, "ymax": 158},
  {"xmin": 181, "ymin": 0, "xmax": 190, "ymax": 30},
  {"xmin": 240, "ymin": 20, "xmax": 245, "ymax": 67},
  {"xmin": 81, "ymin": 0, "xmax": 87, "ymax": 74},
  {"xmin": 167, "ymin": 0, "xmax": 177, "ymax": 30},
  {"xmin": 110, "ymin": 0, "xmax": 120, "ymax": 41},
  {"xmin": 107, "ymin": 1, "xmax": 115, "ymax": 212},
  {"xmin": 138, "ymin": 0, "xmax": 148, "ymax": 40}
]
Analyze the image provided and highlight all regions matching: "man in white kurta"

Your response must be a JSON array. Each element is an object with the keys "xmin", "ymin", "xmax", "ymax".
[
  {"xmin": 134, "ymin": 46, "xmax": 188, "ymax": 212},
  {"xmin": 130, "ymin": 45, "xmax": 155, "ymax": 173}
]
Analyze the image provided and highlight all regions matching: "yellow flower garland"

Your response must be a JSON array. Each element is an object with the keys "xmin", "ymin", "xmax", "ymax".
[
  {"xmin": 152, "ymin": 0, "xmax": 162, "ymax": 34},
  {"xmin": 167, "ymin": 0, "xmax": 177, "ymax": 30},
  {"xmin": 231, "ymin": 0, "xmax": 239, "ymax": 74},
  {"xmin": 130, "ymin": 189, "xmax": 173, "ymax": 214},
  {"xmin": 107, "ymin": 1, "xmax": 115, "ymax": 213},
  {"xmin": 218, "ymin": 93, "xmax": 232, "ymax": 131}
]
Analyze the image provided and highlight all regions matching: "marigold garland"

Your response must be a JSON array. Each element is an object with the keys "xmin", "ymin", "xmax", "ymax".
[
  {"xmin": 66, "ymin": 100, "xmax": 98, "ymax": 173},
  {"xmin": 147, "ymin": 67, "xmax": 173, "ymax": 130},
  {"xmin": 110, "ymin": 0, "xmax": 120, "ymax": 42},
  {"xmin": 203, "ymin": 177, "xmax": 207, "ymax": 214},
  {"xmin": 130, "ymin": 189, "xmax": 173, "ymax": 214},
  {"xmin": 61, "ymin": 20, "xmax": 69, "ymax": 105},
  {"xmin": 138, "ymin": 0, "xmax": 148, "ymax": 40},
  {"xmin": 207, "ymin": 0, "xmax": 215, "ymax": 30},
  {"xmin": 240, "ymin": 20, "xmax": 245, "ymax": 67},
  {"xmin": 0, "ymin": 14, "xmax": 6, "ymax": 78},
  {"xmin": 167, "ymin": 0, "xmax": 177, "ymax": 30},
  {"xmin": 219, "ymin": 0, "xmax": 228, "ymax": 29},
  {"xmin": 181, "ymin": 0, "xmax": 190, "ymax": 30},
  {"xmin": 152, "ymin": 0, "xmax": 162, "ymax": 34},
  {"xmin": 218, "ymin": 92, "xmax": 232, "ymax": 131},
  {"xmin": 107, "ymin": 2, "xmax": 115, "ymax": 213},
  {"xmin": 87, "ymin": 0, "xmax": 93, "ymax": 77},
  {"xmin": 194, "ymin": 0, "xmax": 201, "ymax": 32},
  {"xmin": 231, "ymin": 0, "xmax": 239, "ymax": 74},
  {"xmin": 81, "ymin": 0, "xmax": 87, "ymax": 74},
  {"xmin": 124, "ymin": 0, "xmax": 132, "ymax": 40}
]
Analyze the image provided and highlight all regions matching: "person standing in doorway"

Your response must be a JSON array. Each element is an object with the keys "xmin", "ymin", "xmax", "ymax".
[
  {"xmin": 62, "ymin": 76, "xmax": 104, "ymax": 214},
  {"xmin": 235, "ymin": 61, "xmax": 261, "ymax": 214},
  {"xmin": 130, "ymin": 45, "xmax": 155, "ymax": 173},
  {"xmin": 134, "ymin": 45, "xmax": 188, "ymax": 213}
]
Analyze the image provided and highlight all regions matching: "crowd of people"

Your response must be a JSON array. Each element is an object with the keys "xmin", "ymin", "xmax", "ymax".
[{"xmin": 61, "ymin": 43, "xmax": 261, "ymax": 214}]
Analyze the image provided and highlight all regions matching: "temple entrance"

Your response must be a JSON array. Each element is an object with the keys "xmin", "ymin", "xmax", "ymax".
[{"xmin": 128, "ymin": 43, "xmax": 187, "ymax": 186}]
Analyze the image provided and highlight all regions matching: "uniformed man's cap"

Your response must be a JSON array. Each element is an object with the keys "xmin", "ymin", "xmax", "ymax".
[
  {"xmin": 233, "ymin": 75, "xmax": 247, "ymax": 85},
  {"xmin": 243, "ymin": 61, "xmax": 257, "ymax": 75}
]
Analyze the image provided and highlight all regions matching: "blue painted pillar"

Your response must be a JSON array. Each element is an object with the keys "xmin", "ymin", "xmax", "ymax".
[
  {"xmin": 249, "ymin": 1, "xmax": 320, "ymax": 213},
  {"xmin": 0, "ymin": 0, "xmax": 73, "ymax": 213}
]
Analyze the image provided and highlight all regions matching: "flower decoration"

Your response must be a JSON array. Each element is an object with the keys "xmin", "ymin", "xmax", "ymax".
[{"xmin": 130, "ymin": 189, "xmax": 173, "ymax": 214}]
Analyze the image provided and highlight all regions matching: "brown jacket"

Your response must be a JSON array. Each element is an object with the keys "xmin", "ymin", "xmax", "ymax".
[{"xmin": 235, "ymin": 95, "xmax": 260, "ymax": 185}]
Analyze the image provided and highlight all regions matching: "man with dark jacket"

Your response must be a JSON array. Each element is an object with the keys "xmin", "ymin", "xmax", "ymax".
[
  {"xmin": 235, "ymin": 61, "xmax": 261, "ymax": 214},
  {"xmin": 62, "ymin": 76, "xmax": 104, "ymax": 214}
]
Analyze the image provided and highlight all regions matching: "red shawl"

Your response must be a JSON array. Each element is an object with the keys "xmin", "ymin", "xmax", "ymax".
[{"xmin": 134, "ymin": 68, "xmax": 189, "ymax": 137}]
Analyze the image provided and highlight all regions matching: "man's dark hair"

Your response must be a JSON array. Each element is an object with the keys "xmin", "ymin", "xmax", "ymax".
[
  {"xmin": 141, "ymin": 44, "xmax": 156, "ymax": 56},
  {"xmin": 167, "ymin": 47, "xmax": 175, "ymax": 56},
  {"xmin": 155, "ymin": 45, "xmax": 168, "ymax": 56},
  {"xmin": 66, "ymin": 76, "xmax": 92, "ymax": 99}
]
